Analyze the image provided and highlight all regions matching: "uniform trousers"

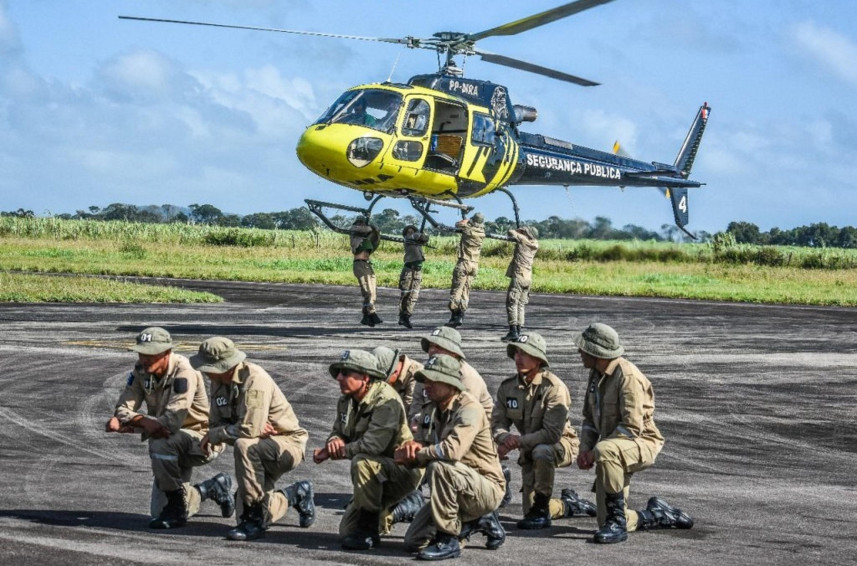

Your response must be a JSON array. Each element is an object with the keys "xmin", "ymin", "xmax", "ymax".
[
  {"xmin": 404, "ymin": 461, "xmax": 503, "ymax": 551},
  {"xmin": 448, "ymin": 259, "xmax": 478, "ymax": 312},
  {"xmin": 233, "ymin": 436, "xmax": 304, "ymax": 524},
  {"xmin": 353, "ymin": 259, "xmax": 377, "ymax": 313},
  {"xmin": 505, "ymin": 278, "xmax": 531, "ymax": 326},
  {"xmin": 339, "ymin": 454, "xmax": 424, "ymax": 536},
  {"xmin": 593, "ymin": 437, "xmax": 657, "ymax": 532},
  {"xmin": 148, "ymin": 429, "xmax": 221, "ymax": 518},
  {"xmin": 398, "ymin": 266, "xmax": 423, "ymax": 316},
  {"xmin": 520, "ymin": 437, "xmax": 577, "ymax": 517}
]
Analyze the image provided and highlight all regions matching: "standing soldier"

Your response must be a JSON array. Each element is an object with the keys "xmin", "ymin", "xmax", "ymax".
[
  {"xmin": 492, "ymin": 332, "xmax": 596, "ymax": 530},
  {"xmin": 105, "ymin": 327, "xmax": 234, "ymax": 530},
  {"xmin": 396, "ymin": 354, "xmax": 506, "ymax": 559},
  {"xmin": 313, "ymin": 350, "xmax": 424, "ymax": 551},
  {"xmin": 194, "ymin": 337, "xmax": 316, "ymax": 542},
  {"xmin": 502, "ymin": 225, "xmax": 540, "ymax": 342},
  {"xmin": 398, "ymin": 224, "xmax": 430, "ymax": 329},
  {"xmin": 574, "ymin": 323, "xmax": 694, "ymax": 544},
  {"xmin": 446, "ymin": 212, "xmax": 486, "ymax": 328},
  {"xmin": 350, "ymin": 215, "xmax": 382, "ymax": 327}
]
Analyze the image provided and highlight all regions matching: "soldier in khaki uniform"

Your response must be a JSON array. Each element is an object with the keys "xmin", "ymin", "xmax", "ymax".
[
  {"xmin": 398, "ymin": 224, "xmax": 430, "ymax": 328},
  {"xmin": 313, "ymin": 349, "xmax": 424, "ymax": 550},
  {"xmin": 492, "ymin": 332, "xmax": 596, "ymax": 530},
  {"xmin": 106, "ymin": 327, "xmax": 234, "ymax": 530},
  {"xmin": 373, "ymin": 346, "xmax": 423, "ymax": 416},
  {"xmin": 395, "ymin": 354, "xmax": 506, "ymax": 560},
  {"xmin": 501, "ymin": 226, "xmax": 540, "ymax": 342},
  {"xmin": 574, "ymin": 323, "xmax": 694, "ymax": 544},
  {"xmin": 350, "ymin": 216, "xmax": 383, "ymax": 327},
  {"xmin": 194, "ymin": 337, "xmax": 315, "ymax": 542},
  {"xmin": 446, "ymin": 212, "xmax": 486, "ymax": 328}
]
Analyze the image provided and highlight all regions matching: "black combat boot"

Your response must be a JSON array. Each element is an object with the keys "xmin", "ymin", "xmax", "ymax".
[
  {"xmin": 341, "ymin": 509, "xmax": 381, "ymax": 550},
  {"xmin": 500, "ymin": 465, "xmax": 512, "ymax": 507},
  {"xmin": 149, "ymin": 487, "xmax": 188, "ymax": 529},
  {"xmin": 360, "ymin": 307, "xmax": 373, "ymax": 327},
  {"xmin": 390, "ymin": 491, "xmax": 424, "ymax": 524},
  {"xmin": 282, "ymin": 480, "xmax": 316, "ymax": 528},
  {"xmin": 369, "ymin": 312, "xmax": 383, "ymax": 326},
  {"xmin": 637, "ymin": 496, "xmax": 694, "ymax": 530},
  {"xmin": 398, "ymin": 312, "xmax": 413, "ymax": 328},
  {"xmin": 560, "ymin": 488, "xmax": 597, "ymax": 517},
  {"xmin": 417, "ymin": 532, "xmax": 461, "ymax": 561},
  {"xmin": 594, "ymin": 491, "xmax": 627, "ymax": 544},
  {"xmin": 477, "ymin": 510, "xmax": 506, "ymax": 550},
  {"xmin": 228, "ymin": 501, "xmax": 267, "ymax": 541},
  {"xmin": 444, "ymin": 310, "xmax": 459, "ymax": 328},
  {"xmin": 195, "ymin": 472, "xmax": 235, "ymax": 518},
  {"xmin": 501, "ymin": 325, "xmax": 521, "ymax": 342},
  {"xmin": 517, "ymin": 492, "xmax": 552, "ymax": 529}
]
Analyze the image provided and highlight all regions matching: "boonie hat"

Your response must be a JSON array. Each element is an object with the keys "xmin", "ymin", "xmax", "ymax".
[
  {"xmin": 329, "ymin": 349, "xmax": 386, "ymax": 380},
  {"xmin": 191, "ymin": 337, "xmax": 247, "ymax": 374},
  {"xmin": 421, "ymin": 326, "xmax": 466, "ymax": 359},
  {"xmin": 523, "ymin": 225, "xmax": 539, "ymax": 239},
  {"xmin": 506, "ymin": 331, "xmax": 550, "ymax": 368},
  {"xmin": 414, "ymin": 354, "xmax": 464, "ymax": 391},
  {"xmin": 402, "ymin": 224, "xmax": 418, "ymax": 237},
  {"xmin": 129, "ymin": 327, "xmax": 173, "ymax": 355},
  {"xmin": 575, "ymin": 323, "xmax": 625, "ymax": 359},
  {"xmin": 372, "ymin": 346, "xmax": 401, "ymax": 378},
  {"xmin": 472, "ymin": 212, "xmax": 485, "ymax": 223}
]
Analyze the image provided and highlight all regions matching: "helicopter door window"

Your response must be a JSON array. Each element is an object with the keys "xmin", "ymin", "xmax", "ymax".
[
  {"xmin": 316, "ymin": 89, "xmax": 402, "ymax": 133},
  {"xmin": 401, "ymin": 99, "xmax": 430, "ymax": 137},
  {"xmin": 472, "ymin": 113, "xmax": 495, "ymax": 145}
]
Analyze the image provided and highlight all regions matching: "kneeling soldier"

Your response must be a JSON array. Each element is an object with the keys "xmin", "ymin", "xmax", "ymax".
[
  {"xmin": 194, "ymin": 337, "xmax": 315, "ymax": 541},
  {"xmin": 492, "ymin": 332, "xmax": 595, "ymax": 530},
  {"xmin": 105, "ymin": 327, "xmax": 233, "ymax": 529},
  {"xmin": 574, "ymin": 323, "xmax": 694, "ymax": 544},
  {"xmin": 396, "ymin": 354, "xmax": 506, "ymax": 560},
  {"xmin": 314, "ymin": 349, "xmax": 424, "ymax": 550}
]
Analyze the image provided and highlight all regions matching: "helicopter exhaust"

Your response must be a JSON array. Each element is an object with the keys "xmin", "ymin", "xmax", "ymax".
[{"xmin": 513, "ymin": 105, "xmax": 538, "ymax": 123}]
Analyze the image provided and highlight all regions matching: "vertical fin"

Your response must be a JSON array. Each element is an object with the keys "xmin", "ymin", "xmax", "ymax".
[{"xmin": 674, "ymin": 103, "xmax": 711, "ymax": 177}]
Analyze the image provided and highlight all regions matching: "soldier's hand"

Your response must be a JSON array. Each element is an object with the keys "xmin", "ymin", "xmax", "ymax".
[
  {"xmin": 501, "ymin": 434, "xmax": 521, "ymax": 452},
  {"xmin": 260, "ymin": 422, "xmax": 277, "ymax": 438},
  {"xmin": 201, "ymin": 433, "xmax": 212, "ymax": 457},
  {"xmin": 326, "ymin": 437, "xmax": 346, "ymax": 460},
  {"xmin": 105, "ymin": 416, "xmax": 121, "ymax": 433},
  {"xmin": 313, "ymin": 447, "xmax": 329, "ymax": 464},
  {"xmin": 394, "ymin": 440, "xmax": 423, "ymax": 465},
  {"xmin": 577, "ymin": 451, "xmax": 595, "ymax": 470},
  {"xmin": 138, "ymin": 417, "xmax": 169, "ymax": 438}
]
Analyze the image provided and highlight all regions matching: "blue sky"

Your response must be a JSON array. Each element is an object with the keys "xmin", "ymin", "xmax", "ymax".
[{"xmin": 2, "ymin": 0, "xmax": 856, "ymax": 234}]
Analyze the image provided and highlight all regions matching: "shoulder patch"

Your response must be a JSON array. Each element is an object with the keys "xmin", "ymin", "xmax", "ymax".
[
  {"xmin": 173, "ymin": 378, "xmax": 188, "ymax": 394},
  {"xmin": 126, "ymin": 372, "xmax": 135, "ymax": 386}
]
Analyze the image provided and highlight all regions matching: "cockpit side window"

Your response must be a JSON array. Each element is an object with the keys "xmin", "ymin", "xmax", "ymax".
[
  {"xmin": 401, "ymin": 99, "xmax": 431, "ymax": 137},
  {"xmin": 472, "ymin": 113, "xmax": 495, "ymax": 145},
  {"xmin": 314, "ymin": 89, "xmax": 403, "ymax": 133}
]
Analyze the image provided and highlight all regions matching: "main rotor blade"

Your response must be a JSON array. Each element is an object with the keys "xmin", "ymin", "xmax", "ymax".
[
  {"xmin": 477, "ymin": 50, "xmax": 599, "ymax": 86},
  {"xmin": 118, "ymin": 16, "xmax": 419, "ymax": 47},
  {"xmin": 467, "ymin": 0, "xmax": 615, "ymax": 42}
]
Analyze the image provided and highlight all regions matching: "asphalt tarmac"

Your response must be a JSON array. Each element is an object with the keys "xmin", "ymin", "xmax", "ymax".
[{"xmin": 0, "ymin": 279, "xmax": 855, "ymax": 565}]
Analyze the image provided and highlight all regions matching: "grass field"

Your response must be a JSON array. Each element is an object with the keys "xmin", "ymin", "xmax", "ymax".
[{"xmin": 1, "ymin": 217, "xmax": 856, "ymax": 305}]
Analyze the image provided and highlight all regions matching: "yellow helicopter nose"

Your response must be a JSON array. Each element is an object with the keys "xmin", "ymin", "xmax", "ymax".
[{"xmin": 296, "ymin": 124, "xmax": 387, "ymax": 183}]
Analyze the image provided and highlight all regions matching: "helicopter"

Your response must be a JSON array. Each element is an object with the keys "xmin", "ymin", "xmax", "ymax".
[{"xmin": 120, "ymin": 0, "xmax": 710, "ymax": 240}]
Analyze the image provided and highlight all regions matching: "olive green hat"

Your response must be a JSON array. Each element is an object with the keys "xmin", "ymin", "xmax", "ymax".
[
  {"xmin": 372, "ymin": 346, "xmax": 401, "ymax": 378},
  {"xmin": 414, "ymin": 354, "xmax": 464, "ymax": 391},
  {"xmin": 506, "ymin": 331, "xmax": 550, "ymax": 368},
  {"xmin": 575, "ymin": 323, "xmax": 625, "ymax": 360},
  {"xmin": 471, "ymin": 212, "xmax": 485, "ymax": 223},
  {"xmin": 129, "ymin": 327, "xmax": 173, "ymax": 355},
  {"xmin": 191, "ymin": 337, "xmax": 247, "ymax": 373},
  {"xmin": 421, "ymin": 326, "xmax": 466, "ymax": 359},
  {"xmin": 402, "ymin": 224, "xmax": 418, "ymax": 237},
  {"xmin": 523, "ymin": 225, "xmax": 539, "ymax": 239},
  {"xmin": 328, "ymin": 349, "xmax": 386, "ymax": 380}
]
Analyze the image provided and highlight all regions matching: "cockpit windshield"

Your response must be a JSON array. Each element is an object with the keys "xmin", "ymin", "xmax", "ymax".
[{"xmin": 314, "ymin": 89, "xmax": 403, "ymax": 133}]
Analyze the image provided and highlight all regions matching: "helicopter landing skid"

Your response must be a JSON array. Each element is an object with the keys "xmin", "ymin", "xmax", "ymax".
[{"xmin": 305, "ymin": 197, "xmax": 405, "ymax": 244}]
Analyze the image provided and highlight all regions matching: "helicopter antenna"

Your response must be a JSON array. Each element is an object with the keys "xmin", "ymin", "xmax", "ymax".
[{"xmin": 386, "ymin": 51, "xmax": 402, "ymax": 83}]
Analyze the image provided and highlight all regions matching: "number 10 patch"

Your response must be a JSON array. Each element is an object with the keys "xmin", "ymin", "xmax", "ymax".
[{"xmin": 506, "ymin": 398, "xmax": 519, "ymax": 409}]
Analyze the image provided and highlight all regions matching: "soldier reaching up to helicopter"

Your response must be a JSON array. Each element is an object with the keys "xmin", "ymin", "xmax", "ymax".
[
  {"xmin": 349, "ymin": 216, "xmax": 382, "ymax": 327},
  {"xmin": 502, "ymin": 225, "xmax": 540, "ymax": 342},
  {"xmin": 398, "ymin": 224, "xmax": 430, "ymax": 329},
  {"xmin": 446, "ymin": 212, "xmax": 486, "ymax": 328}
]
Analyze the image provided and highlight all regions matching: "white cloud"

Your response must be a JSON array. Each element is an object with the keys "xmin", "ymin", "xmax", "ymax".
[
  {"xmin": 794, "ymin": 21, "xmax": 857, "ymax": 87},
  {"xmin": 0, "ymin": 0, "xmax": 21, "ymax": 57}
]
